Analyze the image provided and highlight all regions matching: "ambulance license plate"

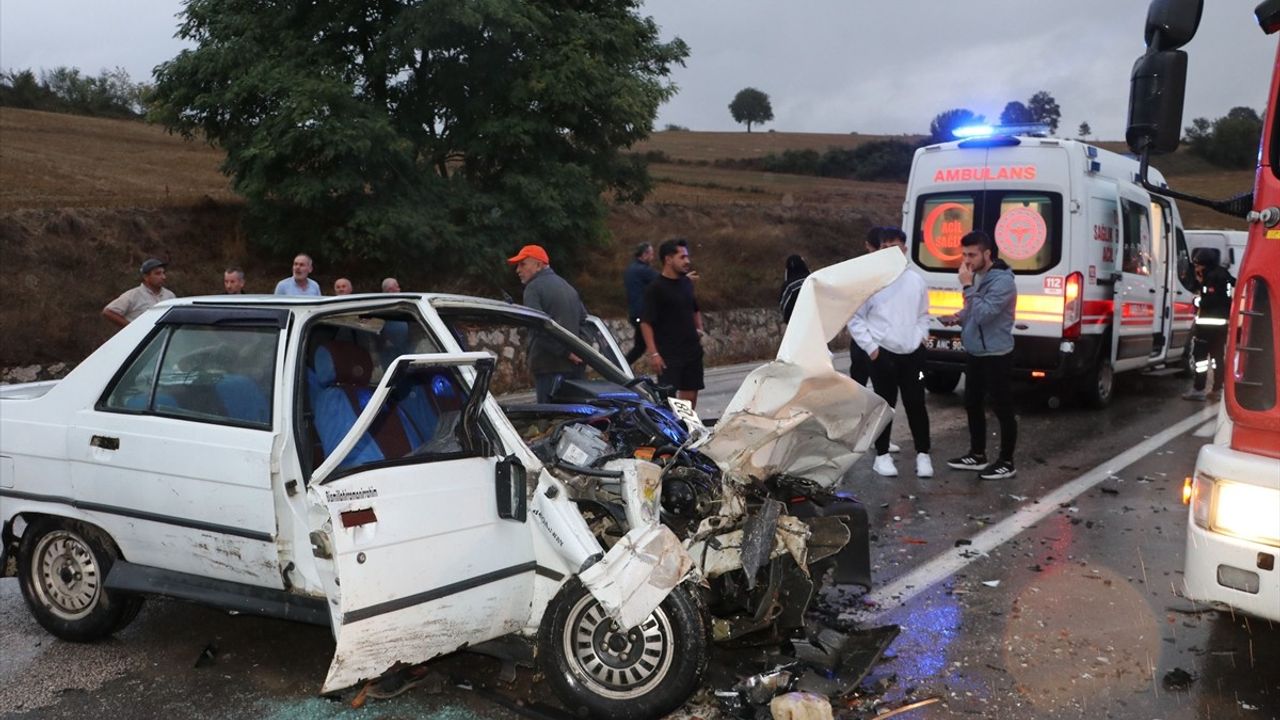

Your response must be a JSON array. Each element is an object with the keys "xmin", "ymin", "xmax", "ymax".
[{"xmin": 927, "ymin": 335, "xmax": 963, "ymax": 352}]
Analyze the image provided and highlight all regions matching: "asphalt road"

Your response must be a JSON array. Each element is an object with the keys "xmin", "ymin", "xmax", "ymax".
[{"xmin": 2, "ymin": 357, "xmax": 1276, "ymax": 719}]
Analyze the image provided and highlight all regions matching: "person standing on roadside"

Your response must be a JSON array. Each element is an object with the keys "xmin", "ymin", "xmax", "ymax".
[
  {"xmin": 849, "ymin": 228, "xmax": 932, "ymax": 478},
  {"xmin": 508, "ymin": 244, "xmax": 588, "ymax": 403},
  {"xmin": 641, "ymin": 238, "xmax": 706, "ymax": 409},
  {"xmin": 1183, "ymin": 248, "xmax": 1234, "ymax": 401},
  {"xmin": 333, "ymin": 278, "xmax": 354, "ymax": 295},
  {"xmin": 103, "ymin": 258, "xmax": 177, "ymax": 329},
  {"xmin": 940, "ymin": 230, "xmax": 1018, "ymax": 480},
  {"xmin": 223, "ymin": 267, "xmax": 246, "ymax": 294},
  {"xmin": 381, "ymin": 277, "xmax": 401, "ymax": 293},
  {"xmin": 778, "ymin": 254, "xmax": 810, "ymax": 324},
  {"xmin": 274, "ymin": 254, "xmax": 321, "ymax": 296},
  {"xmin": 623, "ymin": 242, "xmax": 659, "ymax": 364}
]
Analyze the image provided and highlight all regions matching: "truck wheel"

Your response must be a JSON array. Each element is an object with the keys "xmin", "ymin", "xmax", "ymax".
[
  {"xmin": 17, "ymin": 518, "xmax": 142, "ymax": 642},
  {"xmin": 923, "ymin": 370, "xmax": 962, "ymax": 394},
  {"xmin": 1080, "ymin": 361, "xmax": 1115, "ymax": 408},
  {"xmin": 539, "ymin": 580, "xmax": 708, "ymax": 719}
]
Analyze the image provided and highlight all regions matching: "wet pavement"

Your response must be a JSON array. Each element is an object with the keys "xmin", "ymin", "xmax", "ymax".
[{"xmin": 1, "ymin": 364, "xmax": 1276, "ymax": 719}]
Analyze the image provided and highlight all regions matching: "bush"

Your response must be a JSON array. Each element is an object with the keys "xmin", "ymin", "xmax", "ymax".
[{"xmin": 1184, "ymin": 107, "xmax": 1263, "ymax": 169}]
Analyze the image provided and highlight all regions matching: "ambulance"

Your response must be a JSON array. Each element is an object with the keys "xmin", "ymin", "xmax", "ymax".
[{"xmin": 903, "ymin": 132, "xmax": 1196, "ymax": 407}]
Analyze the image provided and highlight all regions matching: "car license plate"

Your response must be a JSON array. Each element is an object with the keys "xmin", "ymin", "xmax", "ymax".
[{"xmin": 927, "ymin": 335, "xmax": 963, "ymax": 352}]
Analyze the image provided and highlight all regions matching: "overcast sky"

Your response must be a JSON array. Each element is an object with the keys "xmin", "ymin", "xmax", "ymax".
[{"xmin": 1, "ymin": 0, "xmax": 1272, "ymax": 140}]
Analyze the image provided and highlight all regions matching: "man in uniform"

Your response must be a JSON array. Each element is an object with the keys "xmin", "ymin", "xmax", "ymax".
[{"xmin": 1184, "ymin": 248, "xmax": 1234, "ymax": 402}]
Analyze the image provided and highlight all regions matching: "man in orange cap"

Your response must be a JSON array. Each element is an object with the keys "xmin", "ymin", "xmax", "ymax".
[{"xmin": 507, "ymin": 244, "xmax": 589, "ymax": 402}]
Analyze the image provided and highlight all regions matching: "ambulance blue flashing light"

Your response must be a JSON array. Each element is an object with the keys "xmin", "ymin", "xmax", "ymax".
[
  {"xmin": 950, "ymin": 122, "xmax": 1051, "ymax": 140},
  {"xmin": 952, "ymin": 125, "xmax": 995, "ymax": 139}
]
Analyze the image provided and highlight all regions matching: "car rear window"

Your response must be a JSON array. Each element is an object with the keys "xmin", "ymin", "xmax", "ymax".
[{"xmin": 913, "ymin": 190, "xmax": 1063, "ymax": 273}]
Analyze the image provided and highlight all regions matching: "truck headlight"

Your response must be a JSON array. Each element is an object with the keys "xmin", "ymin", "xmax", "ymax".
[{"xmin": 1194, "ymin": 472, "xmax": 1280, "ymax": 547}]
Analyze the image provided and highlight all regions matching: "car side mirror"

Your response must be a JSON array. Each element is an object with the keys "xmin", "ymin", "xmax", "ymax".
[
  {"xmin": 1126, "ymin": 50, "xmax": 1188, "ymax": 156},
  {"xmin": 495, "ymin": 455, "xmax": 527, "ymax": 522}
]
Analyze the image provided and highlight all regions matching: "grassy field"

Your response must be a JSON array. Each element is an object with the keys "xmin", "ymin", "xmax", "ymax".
[
  {"xmin": 0, "ymin": 108, "xmax": 236, "ymax": 210},
  {"xmin": 0, "ymin": 109, "xmax": 1252, "ymax": 365}
]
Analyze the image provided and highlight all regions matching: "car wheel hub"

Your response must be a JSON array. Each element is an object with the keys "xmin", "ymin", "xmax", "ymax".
[
  {"xmin": 33, "ymin": 531, "xmax": 100, "ymax": 620},
  {"xmin": 563, "ymin": 594, "xmax": 675, "ymax": 699}
]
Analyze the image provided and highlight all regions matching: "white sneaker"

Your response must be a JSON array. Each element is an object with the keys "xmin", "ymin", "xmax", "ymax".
[
  {"xmin": 916, "ymin": 453, "xmax": 934, "ymax": 478},
  {"xmin": 888, "ymin": 442, "xmax": 902, "ymax": 453},
  {"xmin": 873, "ymin": 454, "xmax": 898, "ymax": 477}
]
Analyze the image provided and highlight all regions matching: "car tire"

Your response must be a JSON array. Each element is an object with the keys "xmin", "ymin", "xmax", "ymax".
[
  {"xmin": 923, "ymin": 370, "xmax": 962, "ymax": 394},
  {"xmin": 538, "ymin": 580, "xmax": 708, "ymax": 720},
  {"xmin": 1080, "ymin": 360, "xmax": 1115, "ymax": 408},
  {"xmin": 17, "ymin": 518, "xmax": 142, "ymax": 642}
]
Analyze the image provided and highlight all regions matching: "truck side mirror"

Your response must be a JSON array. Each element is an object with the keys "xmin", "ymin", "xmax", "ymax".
[
  {"xmin": 1126, "ymin": 50, "xmax": 1188, "ymax": 156},
  {"xmin": 1144, "ymin": 0, "xmax": 1203, "ymax": 50},
  {"xmin": 495, "ymin": 455, "xmax": 527, "ymax": 522}
]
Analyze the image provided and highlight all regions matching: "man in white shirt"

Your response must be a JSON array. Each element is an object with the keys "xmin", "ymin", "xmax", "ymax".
[
  {"xmin": 102, "ymin": 258, "xmax": 177, "ymax": 328},
  {"xmin": 274, "ymin": 254, "xmax": 322, "ymax": 296},
  {"xmin": 848, "ymin": 227, "xmax": 933, "ymax": 478}
]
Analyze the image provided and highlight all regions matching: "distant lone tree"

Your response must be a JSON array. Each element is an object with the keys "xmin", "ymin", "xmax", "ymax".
[
  {"xmin": 1028, "ymin": 91, "xmax": 1061, "ymax": 135},
  {"xmin": 151, "ymin": 0, "xmax": 688, "ymax": 272},
  {"xmin": 929, "ymin": 108, "xmax": 985, "ymax": 143},
  {"xmin": 999, "ymin": 101, "xmax": 1034, "ymax": 125},
  {"xmin": 729, "ymin": 87, "xmax": 773, "ymax": 132},
  {"xmin": 1078, "ymin": 121, "xmax": 1092, "ymax": 139}
]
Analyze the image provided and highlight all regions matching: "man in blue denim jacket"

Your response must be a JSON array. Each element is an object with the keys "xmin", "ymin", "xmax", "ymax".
[{"xmin": 940, "ymin": 230, "xmax": 1018, "ymax": 479}]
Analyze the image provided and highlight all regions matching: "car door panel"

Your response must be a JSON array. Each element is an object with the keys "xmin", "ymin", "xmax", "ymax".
[{"xmin": 308, "ymin": 352, "xmax": 536, "ymax": 692}]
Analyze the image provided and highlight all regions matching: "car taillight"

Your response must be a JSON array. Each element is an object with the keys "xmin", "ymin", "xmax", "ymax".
[{"xmin": 1062, "ymin": 271, "xmax": 1083, "ymax": 339}]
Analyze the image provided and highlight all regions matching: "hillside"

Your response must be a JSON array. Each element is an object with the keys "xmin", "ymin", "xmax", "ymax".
[{"xmin": 0, "ymin": 108, "xmax": 1253, "ymax": 365}]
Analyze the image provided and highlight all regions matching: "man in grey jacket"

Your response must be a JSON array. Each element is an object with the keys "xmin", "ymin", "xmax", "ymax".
[
  {"xmin": 508, "ymin": 244, "xmax": 588, "ymax": 403},
  {"xmin": 940, "ymin": 230, "xmax": 1018, "ymax": 480}
]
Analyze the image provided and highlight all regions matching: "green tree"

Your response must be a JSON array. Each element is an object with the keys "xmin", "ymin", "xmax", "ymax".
[
  {"xmin": 1028, "ymin": 90, "xmax": 1061, "ymax": 134},
  {"xmin": 999, "ymin": 101, "xmax": 1033, "ymax": 125},
  {"xmin": 1077, "ymin": 121, "xmax": 1091, "ymax": 139},
  {"xmin": 151, "ymin": 0, "xmax": 688, "ymax": 272},
  {"xmin": 1185, "ymin": 107, "xmax": 1263, "ymax": 168},
  {"xmin": 729, "ymin": 87, "xmax": 773, "ymax": 132},
  {"xmin": 929, "ymin": 108, "xmax": 985, "ymax": 143}
]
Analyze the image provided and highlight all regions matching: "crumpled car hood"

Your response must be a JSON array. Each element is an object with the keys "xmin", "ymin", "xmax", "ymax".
[{"xmin": 699, "ymin": 249, "xmax": 905, "ymax": 487}]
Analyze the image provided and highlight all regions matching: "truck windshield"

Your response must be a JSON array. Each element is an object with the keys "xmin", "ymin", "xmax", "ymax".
[{"xmin": 912, "ymin": 190, "xmax": 1063, "ymax": 273}]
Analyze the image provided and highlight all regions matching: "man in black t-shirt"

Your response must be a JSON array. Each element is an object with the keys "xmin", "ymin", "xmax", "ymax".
[{"xmin": 640, "ymin": 238, "xmax": 705, "ymax": 408}]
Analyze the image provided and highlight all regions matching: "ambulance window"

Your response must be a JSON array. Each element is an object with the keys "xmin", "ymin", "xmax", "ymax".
[
  {"xmin": 912, "ymin": 191, "xmax": 1061, "ymax": 273},
  {"xmin": 914, "ymin": 195, "xmax": 974, "ymax": 270},
  {"xmin": 1121, "ymin": 200, "xmax": 1152, "ymax": 276},
  {"xmin": 994, "ymin": 194, "xmax": 1056, "ymax": 272}
]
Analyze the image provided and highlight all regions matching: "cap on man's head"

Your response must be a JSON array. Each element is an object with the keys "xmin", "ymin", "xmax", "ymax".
[
  {"xmin": 140, "ymin": 258, "xmax": 167, "ymax": 274},
  {"xmin": 506, "ymin": 244, "xmax": 550, "ymax": 265}
]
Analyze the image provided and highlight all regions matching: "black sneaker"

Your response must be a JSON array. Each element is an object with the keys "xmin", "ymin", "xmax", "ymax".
[
  {"xmin": 979, "ymin": 459, "xmax": 1017, "ymax": 480},
  {"xmin": 947, "ymin": 453, "xmax": 988, "ymax": 471}
]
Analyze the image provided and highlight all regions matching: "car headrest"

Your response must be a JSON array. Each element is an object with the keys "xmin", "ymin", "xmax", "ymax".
[{"xmin": 314, "ymin": 341, "xmax": 374, "ymax": 388}]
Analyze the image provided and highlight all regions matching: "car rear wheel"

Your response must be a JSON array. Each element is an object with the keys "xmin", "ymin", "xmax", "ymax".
[
  {"xmin": 923, "ymin": 370, "xmax": 962, "ymax": 394},
  {"xmin": 17, "ymin": 518, "xmax": 142, "ymax": 642},
  {"xmin": 539, "ymin": 580, "xmax": 708, "ymax": 719},
  {"xmin": 1080, "ymin": 360, "xmax": 1115, "ymax": 408}
]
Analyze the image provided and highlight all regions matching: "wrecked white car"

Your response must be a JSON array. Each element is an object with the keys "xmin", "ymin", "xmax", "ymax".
[{"xmin": 0, "ymin": 251, "xmax": 903, "ymax": 718}]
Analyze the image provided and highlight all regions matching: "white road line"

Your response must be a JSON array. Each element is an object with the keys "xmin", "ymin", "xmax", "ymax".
[{"xmin": 845, "ymin": 405, "xmax": 1219, "ymax": 623}]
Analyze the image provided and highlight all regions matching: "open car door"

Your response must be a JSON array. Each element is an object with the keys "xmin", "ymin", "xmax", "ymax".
[{"xmin": 307, "ymin": 352, "xmax": 536, "ymax": 692}]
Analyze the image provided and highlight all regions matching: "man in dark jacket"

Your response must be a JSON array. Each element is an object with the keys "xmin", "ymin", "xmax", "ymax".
[
  {"xmin": 623, "ymin": 242, "xmax": 659, "ymax": 364},
  {"xmin": 940, "ymin": 230, "xmax": 1018, "ymax": 480},
  {"xmin": 508, "ymin": 244, "xmax": 587, "ymax": 403},
  {"xmin": 1184, "ymin": 248, "xmax": 1234, "ymax": 401}
]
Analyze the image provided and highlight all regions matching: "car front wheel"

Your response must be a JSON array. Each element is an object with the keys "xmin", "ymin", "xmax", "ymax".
[
  {"xmin": 538, "ymin": 580, "xmax": 708, "ymax": 719},
  {"xmin": 17, "ymin": 518, "xmax": 142, "ymax": 642}
]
